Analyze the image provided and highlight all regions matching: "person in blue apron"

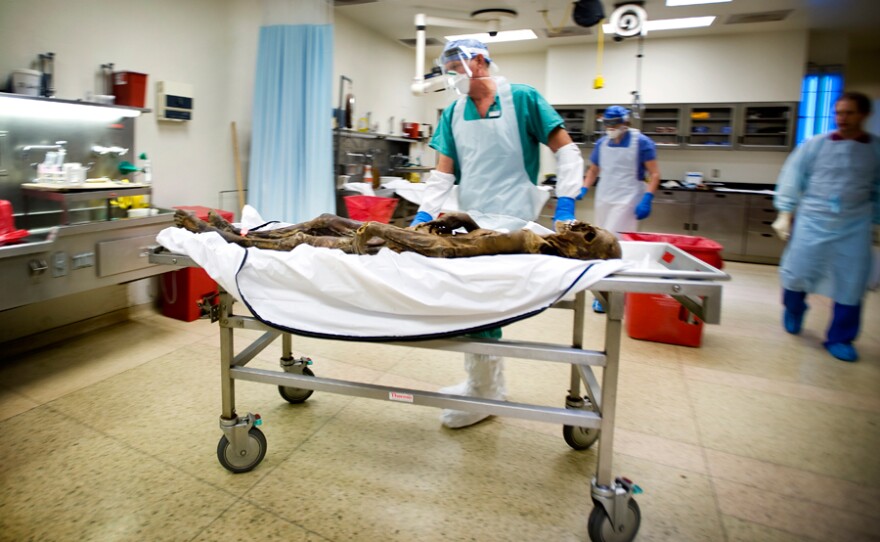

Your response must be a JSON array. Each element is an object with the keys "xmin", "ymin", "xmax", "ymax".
[
  {"xmin": 772, "ymin": 91, "xmax": 880, "ymax": 362},
  {"xmin": 582, "ymin": 105, "xmax": 661, "ymax": 312},
  {"xmin": 410, "ymin": 39, "xmax": 585, "ymax": 428}
]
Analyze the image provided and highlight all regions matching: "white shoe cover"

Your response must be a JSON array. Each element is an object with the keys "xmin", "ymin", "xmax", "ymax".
[{"xmin": 440, "ymin": 354, "xmax": 505, "ymax": 429}]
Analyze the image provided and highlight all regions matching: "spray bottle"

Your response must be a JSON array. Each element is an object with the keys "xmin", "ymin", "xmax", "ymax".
[{"xmin": 139, "ymin": 152, "xmax": 152, "ymax": 184}]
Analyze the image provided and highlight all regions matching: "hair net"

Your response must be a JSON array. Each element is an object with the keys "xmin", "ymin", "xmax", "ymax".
[
  {"xmin": 602, "ymin": 105, "xmax": 630, "ymax": 124},
  {"xmin": 440, "ymin": 39, "xmax": 492, "ymax": 67}
]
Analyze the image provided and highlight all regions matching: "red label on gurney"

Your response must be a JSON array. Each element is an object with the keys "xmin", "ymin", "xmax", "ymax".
[
  {"xmin": 389, "ymin": 392, "xmax": 414, "ymax": 403},
  {"xmin": 662, "ymin": 251, "xmax": 675, "ymax": 264}
]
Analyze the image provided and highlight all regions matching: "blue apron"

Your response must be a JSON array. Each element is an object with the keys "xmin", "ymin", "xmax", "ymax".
[{"xmin": 780, "ymin": 135, "xmax": 875, "ymax": 305}]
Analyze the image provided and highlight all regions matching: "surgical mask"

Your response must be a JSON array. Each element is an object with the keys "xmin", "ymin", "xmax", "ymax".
[
  {"xmin": 605, "ymin": 127, "xmax": 623, "ymax": 139},
  {"xmin": 448, "ymin": 73, "xmax": 470, "ymax": 95}
]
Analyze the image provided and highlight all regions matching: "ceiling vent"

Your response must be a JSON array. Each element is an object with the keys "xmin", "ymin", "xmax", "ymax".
[
  {"xmin": 333, "ymin": 0, "xmax": 378, "ymax": 6},
  {"xmin": 399, "ymin": 37, "xmax": 446, "ymax": 47},
  {"xmin": 725, "ymin": 10, "xmax": 792, "ymax": 25},
  {"xmin": 542, "ymin": 26, "xmax": 593, "ymax": 38}
]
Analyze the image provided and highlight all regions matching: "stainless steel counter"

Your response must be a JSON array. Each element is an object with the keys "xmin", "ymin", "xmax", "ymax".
[{"xmin": 0, "ymin": 211, "xmax": 175, "ymax": 311}]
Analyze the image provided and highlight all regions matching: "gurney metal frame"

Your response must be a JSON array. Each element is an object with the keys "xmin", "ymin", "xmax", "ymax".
[{"xmin": 150, "ymin": 242, "xmax": 727, "ymax": 542}]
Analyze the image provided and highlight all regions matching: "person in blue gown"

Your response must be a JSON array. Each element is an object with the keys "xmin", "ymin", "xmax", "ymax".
[{"xmin": 772, "ymin": 91, "xmax": 880, "ymax": 362}]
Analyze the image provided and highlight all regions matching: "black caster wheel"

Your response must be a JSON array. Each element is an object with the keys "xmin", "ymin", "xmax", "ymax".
[
  {"xmin": 587, "ymin": 498, "xmax": 641, "ymax": 542},
  {"xmin": 563, "ymin": 424, "xmax": 600, "ymax": 450},
  {"xmin": 278, "ymin": 366, "xmax": 315, "ymax": 403},
  {"xmin": 217, "ymin": 426, "xmax": 267, "ymax": 473}
]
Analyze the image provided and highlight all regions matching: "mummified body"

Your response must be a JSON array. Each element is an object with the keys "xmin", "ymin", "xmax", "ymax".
[{"xmin": 173, "ymin": 209, "xmax": 621, "ymax": 261}]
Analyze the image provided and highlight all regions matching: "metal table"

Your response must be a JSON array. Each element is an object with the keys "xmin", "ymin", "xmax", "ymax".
[{"xmin": 149, "ymin": 241, "xmax": 728, "ymax": 541}]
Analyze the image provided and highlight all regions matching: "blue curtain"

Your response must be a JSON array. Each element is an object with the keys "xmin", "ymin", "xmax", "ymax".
[{"xmin": 249, "ymin": 24, "xmax": 334, "ymax": 223}]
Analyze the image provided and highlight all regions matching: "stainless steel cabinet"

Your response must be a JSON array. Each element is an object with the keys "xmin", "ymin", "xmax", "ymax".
[
  {"xmin": 641, "ymin": 190, "xmax": 693, "ymax": 233},
  {"xmin": 744, "ymin": 194, "xmax": 786, "ymax": 263},
  {"xmin": 691, "ymin": 192, "xmax": 746, "ymax": 257},
  {"xmin": 643, "ymin": 191, "xmax": 746, "ymax": 258}
]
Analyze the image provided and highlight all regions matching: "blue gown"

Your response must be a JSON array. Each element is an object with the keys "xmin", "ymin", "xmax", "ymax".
[{"xmin": 775, "ymin": 133, "xmax": 880, "ymax": 306}]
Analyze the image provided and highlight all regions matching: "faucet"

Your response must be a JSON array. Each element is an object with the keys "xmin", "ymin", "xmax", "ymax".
[
  {"xmin": 21, "ymin": 140, "xmax": 67, "ymax": 158},
  {"xmin": 92, "ymin": 145, "xmax": 129, "ymax": 156}
]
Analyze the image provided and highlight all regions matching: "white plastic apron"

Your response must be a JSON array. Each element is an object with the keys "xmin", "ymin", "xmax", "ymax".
[
  {"xmin": 595, "ymin": 129, "xmax": 645, "ymax": 236},
  {"xmin": 451, "ymin": 77, "xmax": 548, "ymax": 228},
  {"xmin": 780, "ymin": 136, "xmax": 875, "ymax": 304}
]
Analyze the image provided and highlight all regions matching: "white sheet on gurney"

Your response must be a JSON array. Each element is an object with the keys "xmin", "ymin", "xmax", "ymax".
[{"xmin": 156, "ymin": 223, "xmax": 627, "ymax": 340}]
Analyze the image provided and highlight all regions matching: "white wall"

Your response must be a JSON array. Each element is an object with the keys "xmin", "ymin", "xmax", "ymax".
[
  {"xmin": 333, "ymin": 11, "xmax": 426, "ymax": 134},
  {"xmin": 0, "ymin": 0, "xmax": 245, "ymax": 212},
  {"xmin": 538, "ymin": 30, "xmax": 809, "ymax": 184},
  {"xmin": 547, "ymin": 30, "xmax": 807, "ymax": 105}
]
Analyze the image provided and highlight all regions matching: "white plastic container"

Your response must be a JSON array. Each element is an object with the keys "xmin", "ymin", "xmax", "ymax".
[
  {"xmin": 684, "ymin": 172, "xmax": 704, "ymax": 188},
  {"xmin": 63, "ymin": 163, "xmax": 87, "ymax": 184},
  {"xmin": 11, "ymin": 69, "xmax": 41, "ymax": 96}
]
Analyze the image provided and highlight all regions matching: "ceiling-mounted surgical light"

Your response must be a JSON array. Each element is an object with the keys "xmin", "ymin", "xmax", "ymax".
[
  {"xmin": 443, "ymin": 29, "xmax": 538, "ymax": 44},
  {"xmin": 602, "ymin": 15, "xmax": 716, "ymax": 34},
  {"xmin": 0, "ymin": 94, "xmax": 142, "ymax": 121}
]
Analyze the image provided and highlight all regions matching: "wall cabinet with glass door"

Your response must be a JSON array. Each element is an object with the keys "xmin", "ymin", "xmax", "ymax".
[
  {"xmin": 555, "ymin": 106, "xmax": 589, "ymax": 146},
  {"xmin": 638, "ymin": 105, "xmax": 684, "ymax": 148},
  {"xmin": 736, "ymin": 103, "xmax": 796, "ymax": 151},
  {"xmin": 683, "ymin": 105, "xmax": 735, "ymax": 149}
]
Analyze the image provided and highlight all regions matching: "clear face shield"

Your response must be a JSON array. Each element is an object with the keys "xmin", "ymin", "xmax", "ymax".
[{"xmin": 438, "ymin": 48, "xmax": 475, "ymax": 95}]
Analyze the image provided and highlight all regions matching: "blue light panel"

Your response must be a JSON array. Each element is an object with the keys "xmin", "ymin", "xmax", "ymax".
[{"xmin": 797, "ymin": 73, "xmax": 843, "ymax": 145}]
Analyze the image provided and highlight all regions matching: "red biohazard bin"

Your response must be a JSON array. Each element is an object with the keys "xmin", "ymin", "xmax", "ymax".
[
  {"xmin": 621, "ymin": 232, "xmax": 723, "ymax": 347},
  {"xmin": 112, "ymin": 71, "xmax": 148, "ymax": 108},
  {"xmin": 161, "ymin": 206, "xmax": 234, "ymax": 322},
  {"xmin": 344, "ymin": 195, "xmax": 398, "ymax": 223}
]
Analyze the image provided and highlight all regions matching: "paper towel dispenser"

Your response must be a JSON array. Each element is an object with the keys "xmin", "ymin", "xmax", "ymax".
[{"xmin": 156, "ymin": 81, "xmax": 193, "ymax": 122}]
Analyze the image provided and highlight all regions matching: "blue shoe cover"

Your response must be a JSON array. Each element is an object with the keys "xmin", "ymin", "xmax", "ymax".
[
  {"xmin": 824, "ymin": 342, "xmax": 858, "ymax": 362},
  {"xmin": 783, "ymin": 309, "xmax": 803, "ymax": 335},
  {"xmin": 592, "ymin": 299, "xmax": 605, "ymax": 313}
]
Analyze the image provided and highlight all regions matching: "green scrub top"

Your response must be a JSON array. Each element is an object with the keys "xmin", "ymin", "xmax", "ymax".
[{"xmin": 429, "ymin": 83, "xmax": 565, "ymax": 185}]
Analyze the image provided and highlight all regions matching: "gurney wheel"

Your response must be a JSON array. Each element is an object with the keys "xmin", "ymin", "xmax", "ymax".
[
  {"xmin": 563, "ymin": 424, "xmax": 600, "ymax": 450},
  {"xmin": 587, "ymin": 498, "xmax": 640, "ymax": 542},
  {"xmin": 278, "ymin": 367, "xmax": 316, "ymax": 403},
  {"xmin": 217, "ymin": 427, "xmax": 267, "ymax": 473}
]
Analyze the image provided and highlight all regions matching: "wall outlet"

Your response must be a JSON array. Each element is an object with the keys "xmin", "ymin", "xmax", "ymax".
[{"xmin": 711, "ymin": 169, "xmax": 720, "ymax": 178}]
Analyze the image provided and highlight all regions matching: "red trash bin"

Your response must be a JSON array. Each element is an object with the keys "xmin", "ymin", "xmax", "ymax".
[
  {"xmin": 621, "ymin": 232, "xmax": 723, "ymax": 347},
  {"xmin": 344, "ymin": 195, "xmax": 398, "ymax": 223},
  {"xmin": 161, "ymin": 206, "xmax": 234, "ymax": 322}
]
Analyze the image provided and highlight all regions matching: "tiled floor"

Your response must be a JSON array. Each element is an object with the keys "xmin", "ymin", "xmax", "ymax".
[{"xmin": 1, "ymin": 261, "xmax": 878, "ymax": 541}]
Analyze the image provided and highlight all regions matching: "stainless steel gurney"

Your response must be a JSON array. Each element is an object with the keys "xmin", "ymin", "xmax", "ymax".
[{"xmin": 149, "ymin": 241, "xmax": 728, "ymax": 542}]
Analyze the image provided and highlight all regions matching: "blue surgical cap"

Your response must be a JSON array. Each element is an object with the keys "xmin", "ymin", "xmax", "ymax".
[
  {"xmin": 603, "ymin": 105, "xmax": 630, "ymax": 123},
  {"xmin": 441, "ymin": 39, "xmax": 492, "ymax": 65}
]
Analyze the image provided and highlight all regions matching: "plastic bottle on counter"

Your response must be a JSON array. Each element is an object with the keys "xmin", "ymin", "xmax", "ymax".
[
  {"xmin": 363, "ymin": 164, "xmax": 375, "ymax": 188},
  {"xmin": 139, "ymin": 152, "xmax": 152, "ymax": 184}
]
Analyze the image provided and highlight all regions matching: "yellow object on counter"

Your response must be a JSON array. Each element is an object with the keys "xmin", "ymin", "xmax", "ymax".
[{"xmin": 110, "ymin": 179, "xmax": 150, "ymax": 210}]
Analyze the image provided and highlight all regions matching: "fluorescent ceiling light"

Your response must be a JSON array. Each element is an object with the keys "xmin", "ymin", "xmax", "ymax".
[
  {"xmin": 666, "ymin": 0, "xmax": 731, "ymax": 6},
  {"xmin": 443, "ymin": 29, "xmax": 538, "ymax": 44},
  {"xmin": 603, "ymin": 16, "xmax": 716, "ymax": 33}
]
